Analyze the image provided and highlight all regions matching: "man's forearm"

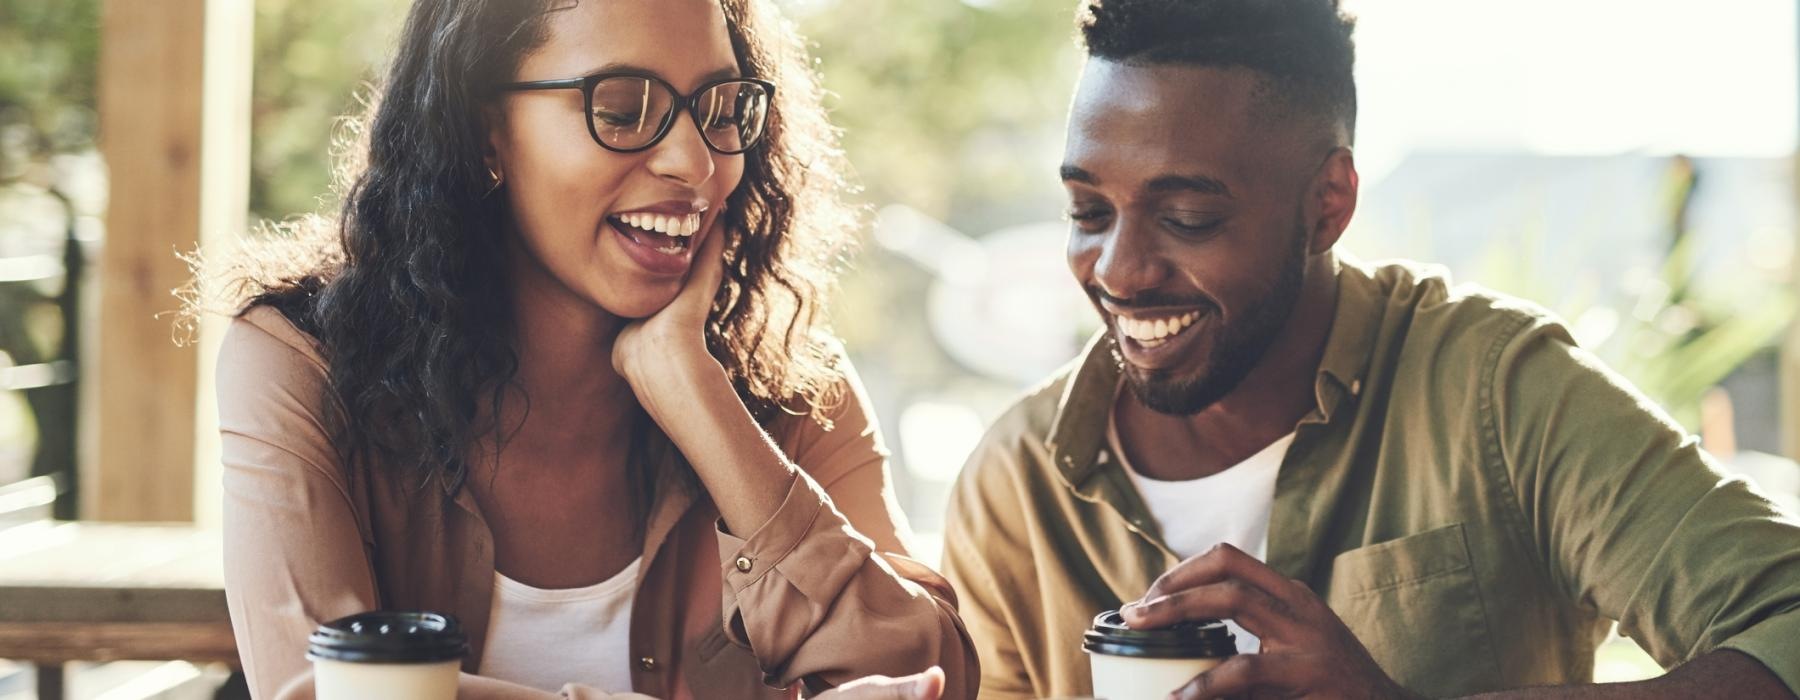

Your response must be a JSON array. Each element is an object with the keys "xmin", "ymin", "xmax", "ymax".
[{"xmin": 1456, "ymin": 650, "xmax": 1792, "ymax": 700}]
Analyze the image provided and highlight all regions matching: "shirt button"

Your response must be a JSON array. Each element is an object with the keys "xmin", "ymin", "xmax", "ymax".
[
  {"xmin": 734, "ymin": 555, "xmax": 753, "ymax": 573},
  {"xmin": 638, "ymin": 656, "xmax": 657, "ymax": 672}
]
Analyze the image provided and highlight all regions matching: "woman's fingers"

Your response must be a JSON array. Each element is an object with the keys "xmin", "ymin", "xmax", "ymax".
[
  {"xmin": 674, "ymin": 210, "xmax": 730, "ymax": 315},
  {"xmin": 817, "ymin": 667, "xmax": 945, "ymax": 700}
]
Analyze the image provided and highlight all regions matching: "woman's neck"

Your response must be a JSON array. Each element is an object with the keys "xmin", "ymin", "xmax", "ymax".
[{"xmin": 502, "ymin": 244, "xmax": 638, "ymax": 450}]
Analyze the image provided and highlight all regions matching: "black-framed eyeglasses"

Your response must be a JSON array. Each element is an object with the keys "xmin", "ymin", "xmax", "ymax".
[{"xmin": 496, "ymin": 72, "xmax": 774, "ymax": 155}]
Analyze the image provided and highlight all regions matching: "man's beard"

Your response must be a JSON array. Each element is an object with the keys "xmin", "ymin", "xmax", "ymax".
[{"xmin": 1121, "ymin": 221, "xmax": 1308, "ymax": 416}]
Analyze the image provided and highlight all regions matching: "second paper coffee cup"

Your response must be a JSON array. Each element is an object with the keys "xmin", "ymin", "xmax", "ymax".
[{"xmin": 1082, "ymin": 609, "xmax": 1237, "ymax": 699}]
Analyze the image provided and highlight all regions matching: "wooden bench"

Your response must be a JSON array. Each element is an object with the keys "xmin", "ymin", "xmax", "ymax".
[{"xmin": 0, "ymin": 521, "xmax": 235, "ymax": 699}]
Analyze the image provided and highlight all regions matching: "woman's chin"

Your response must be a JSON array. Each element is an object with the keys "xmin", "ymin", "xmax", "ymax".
[{"xmin": 590, "ymin": 290, "xmax": 680, "ymax": 321}]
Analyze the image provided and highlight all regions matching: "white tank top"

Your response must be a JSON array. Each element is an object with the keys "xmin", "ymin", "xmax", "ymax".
[
  {"xmin": 477, "ymin": 557, "xmax": 643, "ymax": 693},
  {"xmin": 1110, "ymin": 410, "xmax": 1292, "ymax": 654}
]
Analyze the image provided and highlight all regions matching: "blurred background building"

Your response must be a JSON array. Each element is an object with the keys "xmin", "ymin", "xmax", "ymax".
[{"xmin": 2, "ymin": 0, "xmax": 1798, "ymax": 696}]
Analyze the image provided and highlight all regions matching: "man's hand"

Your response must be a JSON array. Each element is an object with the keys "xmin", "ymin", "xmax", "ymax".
[
  {"xmin": 815, "ymin": 667, "xmax": 946, "ymax": 700},
  {"xmin": 1123, "ymin": 544, "xmax": 1418, "ymax": 699}
]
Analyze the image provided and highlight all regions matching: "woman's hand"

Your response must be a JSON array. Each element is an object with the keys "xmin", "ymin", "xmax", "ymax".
[
  {"xmin": 607, "ymin": 213, "xmax": 795, "ymax": 534},
  {"xmin": 814, "ymin": 667, "xmax": 945, "ymax": 700},
  {"xmin": 611, "ymin": 214, "xmax": 730, "ymax": 405}
]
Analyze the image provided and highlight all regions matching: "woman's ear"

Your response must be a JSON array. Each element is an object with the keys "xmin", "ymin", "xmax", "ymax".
[
  {"xmin": 480, "ymin": 103, "xmax": 507, "ymax": 191},
  {"xmin": 481, "ymin": 103, "xmax": 506, "ymax": 180}
]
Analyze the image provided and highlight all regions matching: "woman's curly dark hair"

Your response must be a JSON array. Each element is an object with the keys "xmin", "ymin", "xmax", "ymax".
[{"xmin": 186, "ymin": 0, "xmax": 857, "ymax": 494}]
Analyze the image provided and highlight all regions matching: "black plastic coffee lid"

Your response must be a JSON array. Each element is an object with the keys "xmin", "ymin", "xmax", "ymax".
[
  {"xmin": 1081, "ymin": 609, "xmax": 1238, "ymax": 659},
  {"xmin": 307, "ymin": 612, "xmax": 468, "ymax": 664}
]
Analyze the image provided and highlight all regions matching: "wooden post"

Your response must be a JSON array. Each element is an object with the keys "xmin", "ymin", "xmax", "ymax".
[
  {"xmin": 92, "ymin": 0, "xmax": 251, "ymax": 522},
  {"xmin": 1787, "ymin": 7, "xmax": 1800, "ymax": 463},
  {"xmin": 1788, "ymin": 197, "xmax": 1800, "ymax": 461}
]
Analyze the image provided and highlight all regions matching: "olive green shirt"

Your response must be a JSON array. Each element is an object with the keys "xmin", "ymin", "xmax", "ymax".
[{"xmin": 942, "ymin": 256, "xmax": 1800, "ymax": 698}]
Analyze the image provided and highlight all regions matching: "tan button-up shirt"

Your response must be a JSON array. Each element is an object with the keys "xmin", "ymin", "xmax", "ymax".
[
  {"xmin": 943, "ymin": 256, "xmax": 1800, "ymax": 698},
  {"xmin": 218, "ymin": 306, "xmax": 977, "ymax": 699}
]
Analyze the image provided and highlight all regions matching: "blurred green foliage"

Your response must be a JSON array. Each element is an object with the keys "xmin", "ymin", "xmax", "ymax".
[
  {"xmin": 1470, "ymin": 159, "xmax": 1795, "ymax": 429},
  {"xmin": 0, "ymin": 0, "xmax": 99, "ymax": 181},
  {"xmin": 791, "ymin": 0, "xmax": 1079, "ymax": 224},
  {"xmin": 250, "ymin": 0, "xmax": 404, "ymax": 219}
]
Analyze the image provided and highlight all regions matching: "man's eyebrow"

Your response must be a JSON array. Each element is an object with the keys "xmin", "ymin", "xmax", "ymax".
[
  {"xmin": 1060, "ymin": 165, "xmax": 1096, "ymax": 184},
  {"xmin": 1060, "ymin": 166, "xmax": 1233, "ymax": 198},
  {"xmin": 1146, "ymin": 174, "xmax": 1232, "ymax": 198}
]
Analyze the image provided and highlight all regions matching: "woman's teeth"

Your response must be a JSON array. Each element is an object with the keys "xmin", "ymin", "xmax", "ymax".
[
  {"xmin": 609, "ymin": 211, "xmax": 703, "ymax": 238},
  {"xmin": 1116, "ymin": 311, "xmax": 1202, "ymax": 347}
]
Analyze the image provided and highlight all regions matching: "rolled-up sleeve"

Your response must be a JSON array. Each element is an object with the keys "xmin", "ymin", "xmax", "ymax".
[
  {"xmin": 716, "ymin": 357, "xmax": 979, "ymax": 698},
  {"xmin": 1492, "ymin": 317, "xmax": 1800, "ymax": 694}
]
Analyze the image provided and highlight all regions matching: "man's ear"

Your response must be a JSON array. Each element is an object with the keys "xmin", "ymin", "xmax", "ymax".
[{"xmin": 1306, "ymin": 147, "xmax": 1358, "ymax": 255}]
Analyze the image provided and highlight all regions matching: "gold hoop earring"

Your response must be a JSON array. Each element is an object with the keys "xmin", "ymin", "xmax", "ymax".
[{"xmin": 484, "ymin": 165, "xmax": 504, "ymax": 198}]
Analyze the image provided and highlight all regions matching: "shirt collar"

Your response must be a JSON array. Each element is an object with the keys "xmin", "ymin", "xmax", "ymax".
[
  {"xmin": 1311, "ymin": 254, "xmax": 1383, "ymax": 423},
  {"xmin": 1044, "ymin": 330, "xmax": 1123, "ymax": 489}
]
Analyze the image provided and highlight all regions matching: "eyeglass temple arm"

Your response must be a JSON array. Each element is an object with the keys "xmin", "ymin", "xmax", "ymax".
[{"xmin": 495, "ymin": 78, "xmax": 587, "ymax": 92}]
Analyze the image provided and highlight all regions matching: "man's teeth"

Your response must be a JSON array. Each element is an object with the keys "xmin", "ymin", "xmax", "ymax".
[
  {"xmin": 1117, "ymin": 311, "xmax": 1203, "ymax": 343},
  {"xmin": 609, "ymin": 211, "xmax": 703, "ymax": 237}
]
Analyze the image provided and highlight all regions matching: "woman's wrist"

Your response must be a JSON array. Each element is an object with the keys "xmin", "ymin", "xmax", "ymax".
[
  {"xmin": 620, "ymin": 328, "xmax": 796, "ymax": 531},
  {"xmin": 628, "ymin": 344, "xmax": 732, "ymax": 425},
  {"xmin": 651, "ymin": 353, "xmax": 797, "ymax": 533}
]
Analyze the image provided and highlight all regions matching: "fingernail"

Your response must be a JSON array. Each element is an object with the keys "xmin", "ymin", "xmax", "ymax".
[{"xmin": 913, "ymin": 666, "xmax": 943, "ymax": 697}]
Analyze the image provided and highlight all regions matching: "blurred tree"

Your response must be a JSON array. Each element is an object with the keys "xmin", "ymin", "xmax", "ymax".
[
  {"xmin": 0, "ymin": 0, "xmax": 97, "ymax": 507},
  {"xmin": 0, "ymin": 0, "xmax": 99, "ymax": 181},
  {"xmin": 1470, "ymin": 158, "xmax": 1795, "ymax": 430},
  {"xmin": 249, "ymin": 0, "xmax": 401, "ymax": 220},
  {"xmin": 792, "ymin": 0, "xmax": 1078, "ymax": 230}
]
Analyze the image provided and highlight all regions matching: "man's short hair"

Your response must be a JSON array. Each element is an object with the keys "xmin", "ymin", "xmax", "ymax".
[{"xmin": 1077, "ymin": 0, "xmax": 1358, "ymax": 144}]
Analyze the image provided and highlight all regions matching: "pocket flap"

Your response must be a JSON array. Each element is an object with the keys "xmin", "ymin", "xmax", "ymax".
[{"xmin": 1329, "ymin": 522, "xmax": 1473, "ymax": 598}]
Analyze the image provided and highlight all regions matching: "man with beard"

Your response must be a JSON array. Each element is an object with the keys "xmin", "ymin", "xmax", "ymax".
[{"xmin": 940, "ymin": 1, "xmax": 1800, "ymax": 698}]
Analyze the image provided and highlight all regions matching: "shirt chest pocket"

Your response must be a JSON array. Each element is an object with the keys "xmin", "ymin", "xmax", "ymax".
[
  {"xmin": 683, "ymin": 626, "xmax": 794, "ymax": 699},
  {"xmin": 1323, "ymin": 522, "xmax": 1501, "ymax": 697}
]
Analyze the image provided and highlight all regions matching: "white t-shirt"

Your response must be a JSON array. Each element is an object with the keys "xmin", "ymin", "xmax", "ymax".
[
  {"xmin": 478, "ymin": 557, "xmax": 643, "ymax": 693},
  {"xmin": 1109, "ymin": 411, "xmax": 1293, "ymax": 654}
]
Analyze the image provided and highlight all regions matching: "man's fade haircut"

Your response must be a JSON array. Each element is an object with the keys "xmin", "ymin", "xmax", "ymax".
[{"xmin": 1077, "ymin": 0, "xmax": 1358, "ymax": 145}]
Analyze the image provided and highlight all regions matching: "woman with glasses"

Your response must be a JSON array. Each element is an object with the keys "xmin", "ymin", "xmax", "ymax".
[{"xmin": 205, "ymin": 0, "xmax": 975, "ymax": 698}]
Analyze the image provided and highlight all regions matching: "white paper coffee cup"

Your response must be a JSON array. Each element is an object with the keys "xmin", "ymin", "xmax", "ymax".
[
  {"xmin": 1082, "ymin": 610, "xmax": 1237, "ymax": 699},
  {"xmin": 308, "ymin": 611, "xmax": 467, "ymax": 700}
]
